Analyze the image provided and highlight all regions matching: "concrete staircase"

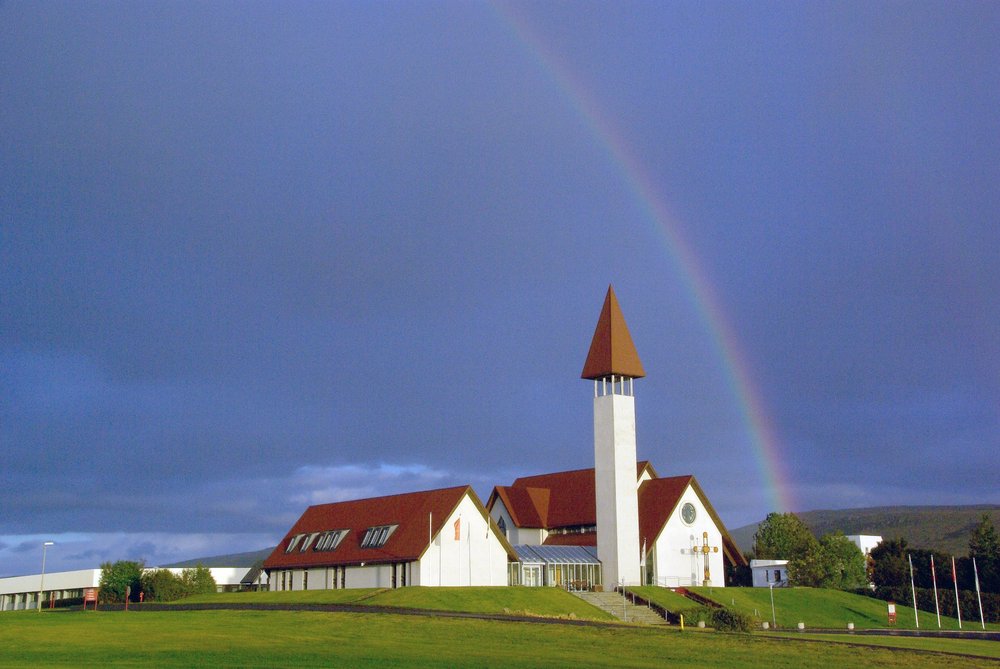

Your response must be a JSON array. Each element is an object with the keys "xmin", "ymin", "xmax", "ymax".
[{"xmin": 573, "ymin": 590, "xmax": 668, "ymax": 625}]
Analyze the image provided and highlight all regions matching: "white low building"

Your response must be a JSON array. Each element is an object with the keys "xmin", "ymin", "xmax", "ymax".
[
  {"xmin": 846, "ymin": 534, "xmax": 882, "ymax": 556},
  {"xmin": 0, "ymin": 566, "xmax": 251, "ymax": 611},
  {"xmin": 750, "ymin": 559, "xmax": 790, "ymax": 587}
]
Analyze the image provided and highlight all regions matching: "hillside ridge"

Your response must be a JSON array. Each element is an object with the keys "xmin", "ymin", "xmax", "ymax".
[{"xmin": 730, "ymin": 504, "xmax": 1000, "ymax": 556}]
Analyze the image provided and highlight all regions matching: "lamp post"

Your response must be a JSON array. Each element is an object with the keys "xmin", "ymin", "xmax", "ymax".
[
  {"xmin": 769, "ymin": 582, "xmax": 777, "ymax": 629},
  {"xmin": 38, "ymin": 541, "xmax": 54, "ymax": 612}
]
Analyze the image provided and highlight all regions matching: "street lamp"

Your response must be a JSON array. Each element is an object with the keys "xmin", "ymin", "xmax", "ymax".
[
  {"xmin": 768, "ymin": 582, "xmax": 777, "ymax": 629},
  {"xmin": 37, "ymin": 541, "xmax": 54, "ymax": 613}
]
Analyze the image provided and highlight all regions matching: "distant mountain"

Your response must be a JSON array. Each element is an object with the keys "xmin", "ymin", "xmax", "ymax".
[
  {"xmin": 730, "ymin": 505, "xmax": 1000, "ymax": 556},
  {"xmin": 160, "ymin": 547, "xmax": 274, "ymax": 569}
]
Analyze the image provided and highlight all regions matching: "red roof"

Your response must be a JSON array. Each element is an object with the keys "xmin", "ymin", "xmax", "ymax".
[
  {"xmin": 581, "ymin": 285, "xmax": 646, "ymax": 380},
  {"xmin": 490, "ymin": 465, "xmax": 746, "ymax": 569},
  {"xmin": 488, "ymin": 462, "xmax": 653, "ymax": 530},
  {"xmin": 638, "ymin": 475, "xmax": 693, "ymax": 549},
  {"xmin": 263, "ymin": 485, "xmax": 513, "ymax": 570},
  {"xmin": 637, "ymin": 475, "xmax": 748, "ymax": 567}
]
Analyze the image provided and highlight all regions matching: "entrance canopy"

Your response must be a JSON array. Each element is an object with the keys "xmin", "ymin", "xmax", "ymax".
[{"xmin": 510, "ymin": 545, "xmax": 602, "ymax": 589}]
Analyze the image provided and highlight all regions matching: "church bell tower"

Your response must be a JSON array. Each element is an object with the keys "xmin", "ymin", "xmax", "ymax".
[{"xmin": 582, "ymin": 285, "xmax": 645, "ymax": 587}]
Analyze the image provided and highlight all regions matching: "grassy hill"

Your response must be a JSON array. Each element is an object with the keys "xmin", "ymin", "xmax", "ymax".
[
  {"xmin": 730, "ymin": 505, "xmax": 1000, "ymax": 555},
  {"xmin": 6, "ymin": 607, "xmax": 996, "ymax": 667},
  {"xmin": 9, "ymin": 587, "xmax": 999, "ymax": 666},
  {"xmin": 630, "ymin": 585, "xmax": 997, "ymax": 632},
  {"xmin": 174, "ymin": 585, "xmax": 616, "ymax": 621}
]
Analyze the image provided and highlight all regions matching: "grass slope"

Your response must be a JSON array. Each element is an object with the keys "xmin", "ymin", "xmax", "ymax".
[
  {"xmin": 174, "ymin": 586, "xmax": 614, "ymax": 621},
  {"xmin": 688, "ymin": 586, "xmax": 999, "ymax": 631},
  {"xmin": 2, "ymin": 609, "xmax": 996, "ymax": 668}
]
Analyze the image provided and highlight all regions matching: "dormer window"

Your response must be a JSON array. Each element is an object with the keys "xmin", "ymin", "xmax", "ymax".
[
  {"xmin": 285, "ymin": 534, "xmax": 305, "ymax": 553},
  {"xmin": 360, "ymin": 524, "xmax": 397, "ymax": 548},
  {"xmin": 314, "ymin": 529, "xmax": 349, "ymax": 552},
  {"xmin": 299, "ymin": 533, "xmax": 318, "ymax": 552}
]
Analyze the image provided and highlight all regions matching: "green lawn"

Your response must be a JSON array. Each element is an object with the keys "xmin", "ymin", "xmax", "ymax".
[
  {"xmin": 782, "ymin": 632, "xmax": 1000, "ymax": 659},
  {"xmin": 628, "ymin": 586, "xmax": 706, "ymax": 614},
  {"xmin": 173, "ymin": 586, "xmax": 613, "ymax": 621},
  {"xmin": 687, "ymin": 586, "xmax": 999, "ymax": 631},
  {"xmin": 1, "ymin": 609, "xmax": 996, "ymax": 668},
  {"xmin": 365, "ymin": 585, "xmax": 614, "ymax": 620},
  {"xmin": 175, "ymin": 588, "xmax": 381, "ymax": 605}
]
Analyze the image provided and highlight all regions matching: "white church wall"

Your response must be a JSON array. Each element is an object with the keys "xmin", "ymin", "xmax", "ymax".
[
  {"xmin": 414, "ymin": 493, "xmax": 508, "ymax": 587},
  {"xmin": 594, "ymin": 392, "xmax": 641, "ymax": 586},
  {"xmin": 489, "ymin": 499, "xmax": 546, "ymax": 546},
  {"xmin": 651, "ymin": 487, "xmax": 726, "ymax": 588}
]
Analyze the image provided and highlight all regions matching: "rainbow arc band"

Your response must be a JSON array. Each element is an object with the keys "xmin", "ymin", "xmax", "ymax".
[{"xmin": 492, "ymin": 3, "xmax": 793, "ymax": 513}]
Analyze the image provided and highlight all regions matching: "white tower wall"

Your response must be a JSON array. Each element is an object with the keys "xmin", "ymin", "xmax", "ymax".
[{"xmin": 594, "ymin": 391, "xmax": 641, "ymax": 586}]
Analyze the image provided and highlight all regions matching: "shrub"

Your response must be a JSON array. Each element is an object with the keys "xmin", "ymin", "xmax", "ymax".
[
  {"xmin": 139, "ymin": 565, "xmax": 217, "ymax": 602},
  {"xmin": 710, "ymin": 607, "xmax": 755, "ymax": 633},
  {"xmin": 181, "ymin": 565, "xmax": 217, "ymax": 595},
  {"xmin": 141, "ymin": 569, "xmax": 186, "ymax": 602}
]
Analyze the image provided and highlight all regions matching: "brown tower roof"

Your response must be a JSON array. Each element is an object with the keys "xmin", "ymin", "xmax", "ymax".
[{"xmin": 581, "ymin": 285, "xmax": 646, "ymax": 379}]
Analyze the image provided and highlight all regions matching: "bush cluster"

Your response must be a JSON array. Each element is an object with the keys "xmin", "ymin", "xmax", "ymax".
[
  {"xmin": 140, "ymin": 565, "xmax": 217, "ymax": 602},
  {"xmin": 709, "ymin": 607, "xmax": 755, "ymax": 633}
]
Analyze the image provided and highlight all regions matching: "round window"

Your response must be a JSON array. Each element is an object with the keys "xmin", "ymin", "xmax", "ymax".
[{"xmin": 681, "ymin": 502, "xmax": 697, "ymax": 525}]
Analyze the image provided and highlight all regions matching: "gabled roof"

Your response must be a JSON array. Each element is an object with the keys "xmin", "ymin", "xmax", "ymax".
[
  {"xmin": 637, "ymin": 475, "xmax": 747, "ymax": 567},
  {"xmin": 263, "ymin": 485, "xmax": 515, "ymax": 570},
  {"xmin": 581, "ymin": 285, "xmax": 645, "ymax": 380},
  {"xmin": 487, "ymin": 462, "xmax": 653, "ymax": 530}
]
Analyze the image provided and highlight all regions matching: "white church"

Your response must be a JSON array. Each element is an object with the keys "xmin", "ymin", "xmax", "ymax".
[{"xmin": 263, "ymin": 287, "xmax": 746, "ymax": 590}]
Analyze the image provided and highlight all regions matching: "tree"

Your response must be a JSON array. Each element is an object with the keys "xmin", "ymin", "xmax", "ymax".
[
  {"xmin": 753, "ymin": 512, "xmax": 818, "ymax": 560},
  {"xmin": 98, "ymin": 560, "xmax": 144, "ymax": 603},
  {"xmin": 870, "ymin": 537, "xmax": 909, "ymax": 589},
  {"xmin": 180, "ymin": 565, "xmax": 217, "ymax": 595},
  {"xmin": 141, "ymin": 569, "xmax": 186, "ymax": 602},
  {"xmin": 817, "ymin": 532, "xmax": 867, "ymax": 590},
  {"xmin": 787, "ymin": 541, "xmax": 826, "ymax": 586},
  {"xmin": 969, "ymin": 513, "xmax": 1000, "ymax": 593}
]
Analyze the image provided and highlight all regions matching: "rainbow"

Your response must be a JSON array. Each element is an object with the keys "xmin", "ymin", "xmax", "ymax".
[{"xmin": 494, "ymin": 4, "xmax": 794, "ymax": 514}]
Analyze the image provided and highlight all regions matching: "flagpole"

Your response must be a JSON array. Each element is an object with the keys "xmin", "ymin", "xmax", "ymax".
[
  {"xmin": 908, "ymin": 554, "xmax": 919, "ymax": 629},
  {"xmin": 952, "ymin": 556, "xmax": 962, "ymax": 629},
  {"xmin": 931, "ymin": 554, "xmax": 941, "ymax": 628},
  {"xmin": 973, "ymin": 557, "xmax": 985, "ymax": 630}
]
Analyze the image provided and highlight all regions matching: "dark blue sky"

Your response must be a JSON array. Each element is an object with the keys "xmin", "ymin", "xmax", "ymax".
[{"xmin": 2, "ymin": 1, "xmax": 998, "ymax": 576}]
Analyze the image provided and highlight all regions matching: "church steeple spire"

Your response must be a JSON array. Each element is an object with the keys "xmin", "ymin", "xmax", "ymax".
[
  {"xmin": 585, "ymin": 286, "xmax": 643, "ymax": 586},
  {"xmin": 581, "ymin": 285, "xmax": 645, "ymax": 380}
]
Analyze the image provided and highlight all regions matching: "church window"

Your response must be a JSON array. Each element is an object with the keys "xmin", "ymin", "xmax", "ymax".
[
  {"xmin": 285, "ymin": 534, "xmax": 305, "ymax": 553},
  {"xmin": 497, "ymin": 517, "xmax": 507, "ymax": 537},
  {"xmin": 361, "ymin": 524, "xmax": 398, "ymax": 548},
  {"xmin": 315, "ymin": 529, "xmax": 349, "ymax": 551}
]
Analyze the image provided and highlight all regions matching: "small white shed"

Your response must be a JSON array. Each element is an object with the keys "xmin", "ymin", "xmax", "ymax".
[{"xmin": 750, "ymin": 559, "xmax": 789, "ymax": 588}]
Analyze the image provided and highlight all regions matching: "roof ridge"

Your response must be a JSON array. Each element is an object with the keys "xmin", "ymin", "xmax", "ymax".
[{"xmin": 304, "ymin": 484, "xmax": 469, "ymax": 509}]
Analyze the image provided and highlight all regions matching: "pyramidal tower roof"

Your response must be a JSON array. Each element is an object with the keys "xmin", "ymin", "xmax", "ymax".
[{"xmin": 581, "ymin": 285, "xmax": 646, "ymax": 380}]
